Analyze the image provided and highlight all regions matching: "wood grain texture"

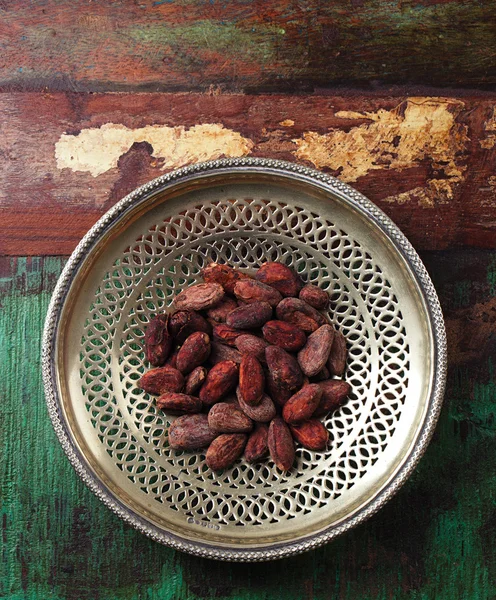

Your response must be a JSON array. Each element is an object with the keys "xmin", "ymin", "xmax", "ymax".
[
  {"xmin": 2, "ymin": 92, "xmax": 496, "ymax": 255},
  {"xmin": 2, "ymin": 0, "xmax": 496, "ymax": 92},
  {"xmin": 1, "ymin": 254, "xmax": 495, "ymax": 599}
]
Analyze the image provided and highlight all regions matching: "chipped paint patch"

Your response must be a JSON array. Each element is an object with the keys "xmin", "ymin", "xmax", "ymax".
[
  {"xmin": 480, "ymin": 108, "xmax": 496, "ymax": 149},
  {"xmin": 293, "ymin": 97, "xmax": 468, "ymax": 206},
  {"xmin": 383, "ymin": 180, "xmax": 455, "ymax": 208},
  {"xmin": 55, "ymin": 123, "xmax": 254, "ymax": 177}
]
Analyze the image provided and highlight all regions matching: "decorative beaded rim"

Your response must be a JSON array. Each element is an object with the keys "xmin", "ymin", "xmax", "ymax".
[{"xmin": 42, "ymin": 158, "xmax": 447, "ymax": 561}]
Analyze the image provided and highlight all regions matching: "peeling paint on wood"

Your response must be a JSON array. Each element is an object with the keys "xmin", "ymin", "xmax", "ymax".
[
  {"xmin": 2, "ymin": 92, "xmax": 496, "ymax": 254},
  {"xmin": 55, "ymin": 123, "xmax": 254, "ymax": 177},
  {"xmin": 294, "ymin": 98, "xmax": 468, "ymax": 207},
  {"xmin": 480, "ymin": 108, "xmax": 496, "ymax": 149}
]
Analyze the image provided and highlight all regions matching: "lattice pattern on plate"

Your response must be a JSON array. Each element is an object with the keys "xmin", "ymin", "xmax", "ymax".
[{"xmin": 79, "ymin": 198, "xmax": 410, "ymax": 527}]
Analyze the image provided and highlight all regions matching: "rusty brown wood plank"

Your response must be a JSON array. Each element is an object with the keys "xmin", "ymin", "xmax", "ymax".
[
  {"xmin": 2, "ymin": 1, "xmax": 496, "ymax": 92},
  {"xmin": 1, "ymin": 92, "xmax": 496, "ymax": 255}
]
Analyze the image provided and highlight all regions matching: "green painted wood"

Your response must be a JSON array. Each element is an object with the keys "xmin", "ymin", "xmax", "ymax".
[
  {"xmin": 1, "ymin": 254, "xmax": 495, "ymax": 599},
  {"xmin": 2, "ymin": 0, "xmax": 496, "ymax": 92}
]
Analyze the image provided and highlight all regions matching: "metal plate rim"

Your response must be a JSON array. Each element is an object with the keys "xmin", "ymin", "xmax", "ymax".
[{"xmin": 42, "ymin": 157, "xmax": 447, "ymax": 561}]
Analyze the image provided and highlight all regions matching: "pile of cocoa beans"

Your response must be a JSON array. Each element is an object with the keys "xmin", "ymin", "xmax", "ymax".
[{"xmin": 139, "ymin": 261, "xmax": 351, "ymax": 472}]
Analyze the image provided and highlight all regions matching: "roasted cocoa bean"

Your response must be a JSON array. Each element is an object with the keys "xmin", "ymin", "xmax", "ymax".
[
  {"xmin": 297, "ymin": 325, "xmax": 335, "ymax": 377},
  {"xmin": 199, "ymin": 360, "xmax": 239, "ymax": 405},
  {"xmin": 268, "ymin": 417, "xmax": 295, "ymax": 471},
  {"xmin": 314, "ymin": 380, "xmax": 351, "ymax": 417},
  {"xmin": 201, "ymin": 262, "xmax": 251, "ymax": 295},
  {"xmin": 176, "ymin": 332, "xmax": 211, "ymax": 374},
  {"xmin": 145, "ymin": 314, "xmax": 173, "ymax": 366},
  {"xmin": 233, "ymin": 279, "xmax": 282, "ymax": 307},
  {"xmin": 173, "ymin": 283, "xmax": 224, "ymax": 311},
  {"xmin": 265, "ymin": 345, "xmax": 303, "ymax": 392},
  {"xmin": 169, "ymin": 310, "xmax": 211, "ymax": 344},
  {"xmin": 327, "ymin": 329, "xmax": 347, "ymax": 376},
  {"xmin": 208, "ymin": 402, "xmax": 253, "ymax": 433},
  {"xmin": 184, "ymin": 366, "xmax": 207, "ymax": 395},
  {"xmin": 282, "ymin": 384, "xmax": 322, "ymax": 424},
  {"xmin": 262, "ymin": 320, "xmax": 306, "ymax": 352},
  {"xmin": 290, "ymin": 419, "xmax": 329, "ymax": 451},
  {"xmin": 226, "ymin": 301, "xmax": 272, "ymax": 329},
  {"xmin": 276, "ymin": 297, "xmax": 327, "ymax": 333},
  {"xmin": 245, "ymin": 423, "xmax": 269, "ymax": 463},
  {"xmin": 157, "ymin": 392, "xmax": 202, "ymax": 414},
  {"xmin": 238, "ymin": 354, "xmax": 265, "ymax": 406},
  {"xmin": 236, "ymin": 388, "xmax": 276, "ymax": 422},
  {"xmin": 168, "ymin": 414, "xmax": 216, "ymax": 450},
  {"xmin": 266, "ymin": 370, "xmax": 293, "ymax": 406},
  {"xmin": 255, "ymin": 262, "xmax": 303, "ymax": 297},
  {"xmin": 206, "ymin": 433, "xmax": 247, "ymax": 471},
  {"xmin": 299, "ymin": 284, "xmax": 330, "ymax": 310},
  {"xmin": 139, "ymin": 365, "xmax": 184, "ymax": 395}
]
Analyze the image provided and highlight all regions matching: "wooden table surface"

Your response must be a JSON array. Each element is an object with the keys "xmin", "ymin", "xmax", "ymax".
[{"xmin": 1, "ymin": 2, "xmax": 495, "ymax": 598}]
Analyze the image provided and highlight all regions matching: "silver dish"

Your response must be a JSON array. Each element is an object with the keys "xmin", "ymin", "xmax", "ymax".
[{"xmin": 42, "ymin": 158, "xmax": 446, "ymax": 561}]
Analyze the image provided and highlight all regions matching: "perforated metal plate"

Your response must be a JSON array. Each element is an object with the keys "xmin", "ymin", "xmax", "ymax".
[{"xmin": 43, "ymin": 158, "xmax": 446, "ymax": 561}]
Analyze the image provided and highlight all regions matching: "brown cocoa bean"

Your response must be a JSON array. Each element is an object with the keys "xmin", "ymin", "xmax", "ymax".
[
  {"xmin": 209, "ymin": 342, "xmax": 242, "ymax": 365},
  {"xmin": 139, "ymin": 365, "xmax": 184, "ymax": 395},
  {"xmin": 226, "ymin": 301, "xmax": 272, "ymax": 329},
  {"xmin": 184, "ymin": 366, "xmax": 207, "ymax": 395},
  {"xmin": 245, "ymin": 424, "xmax": 269, "ymax": 463},
  {"xmin": 157, "ymin": 392, "xmax": 202, "ymax": 414},
  {"xmin": 262, "ymin": 320, "xmax": 306, "ymax": 352},
  {"xmin": 176, "ymin": 332, "xmax": 211, "ymax": 374},
  {"xmin": 212, "ymin": 324, "xmax": 244, "ymax": 347},
  {"xmin": 255, "ymin": 262, "xmax": 303, "ymax": 297},
  {"xmin": 145, "ymin": 314, "xmax": 173, "ymax": 366},
  {"xmin": 314, "ymin": 380, "xmax": 351, "ymax": 417},
  {"xmin": 276, "ymin": 297, "xmax": 327, "ymax": 333},
  {"xmin": 266, "ymin": 370, "xmax": 293, "ymax": 406},
  {"xmin": 236, "ymin": 388, "xmax": 276, "ymax": 422},
  {"xmin": 206, "ymin": 433, "xmax": 247, "ymax": 471},
  {"xmin": 206, "ymin": 297, "xmax": 238, "ymax": 323},
  {"xmin": 173, "ymin": 283, "xmax": 224, "ymax": 311},
  {"xmin": 169, "ymin": 310, "xmax": 212, "ymax": 344},
  {"xmin": 201, "ymin": 262, "xmax": 251, "ymax": 295},
  {"xmin": 282, "ymin": 384, "xmax": 322, "ymax": 425},
  {"xmin": 199, "ymin": 360, "xmax": 239, "ymax": 405},
  {"xmin": 208, "ymin": 402, "xmax": 253, "ymax": 433},
  {"xmin": 233, "ymin": 279, "xmax": 282, "ymax": 307},
  {"xmin": 268, "ymin": 417, "xmax": 295, "ymax": 471},
  {"xmin": 290, "ymin": 419, "xmax": 329, "ymax": 451},
  {"xmin": 265, "ymin": 345, "xmax": 303, "ymax": 392},
  {"xmin": 299, "ymin": 284, "xmax": 330, "ymax": 311},
  {"xmin": 239, "ymin": 354, "xmax": 265, "ymax": 406},
  {"xmin": 297, "ymin": 325, "xmax": 335, "ymax": 377},
  {"xmin": 168, "ymin": 414, "xmax": 216, "ymax": 450},
  {"xmin": 235, "ymin": 334, "xmax": 269, "ymax": 364},
  {"xmin": 327, "ymin": 329, "xmax": 348, "ymax": 376}
]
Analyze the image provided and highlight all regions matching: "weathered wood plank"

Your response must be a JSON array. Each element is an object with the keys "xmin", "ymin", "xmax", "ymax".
[
  {"xmin": 1, "ymin": 253, "xmax": 495, "ymax": 599},
  {"xmin": 2, "ymin": 1, "xmax": 496, "ymax": 92},
  {"xmin": 1, "ymin": 92, "xmax": 496, "ymax": 255}
]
